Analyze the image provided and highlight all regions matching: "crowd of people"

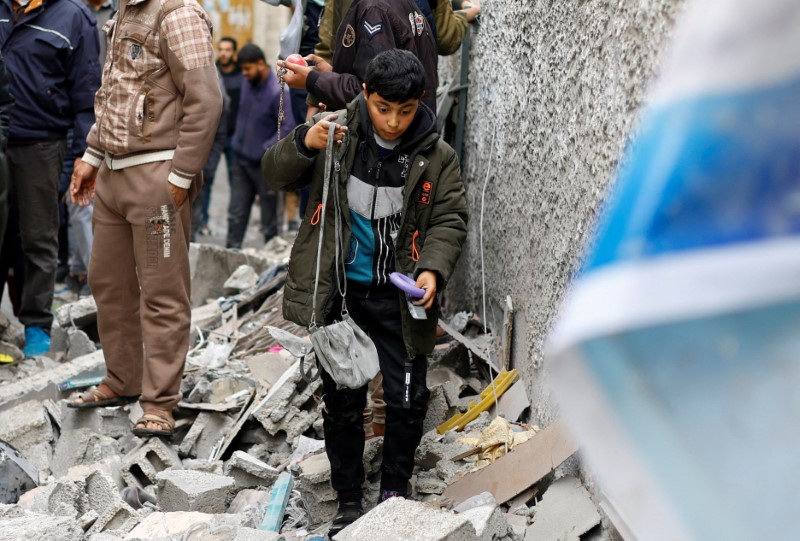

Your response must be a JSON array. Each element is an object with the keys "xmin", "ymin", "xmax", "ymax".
[{"xmin": 0, "ymin": 0, "xmax": 479, "ymax": 535}]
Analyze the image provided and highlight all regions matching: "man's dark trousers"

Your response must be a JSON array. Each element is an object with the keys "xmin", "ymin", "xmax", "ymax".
[
  {"xmin": 320, "ymin": 286, "xmax": 429, "ymax": 498},
  {"xmin": 226, "ymin": 157, "xmax": 278, "ymax": 249},
  {"xmin": 4, "ymin": 140, "xmax": 67, "ymax": 329}
]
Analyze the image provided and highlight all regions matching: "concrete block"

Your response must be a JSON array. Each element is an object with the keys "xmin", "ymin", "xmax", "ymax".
[
  {"xmin": 86, "ymin": 469, "xmax": 126, "ymax": 517},
  {"xmin": 121, "ymin": 439, "xmax": 181, "ymax": 489},
  {"xmin": 0, "ymin": 440, "xmax": 38, "ymax": 504},
  {"xmin": 86, "ymin": 501, "xmax": 140, "ymax": 536},
  {"xmin": 504, "ymin": 514, "xmax": 529, "ymax": 538},
  {"xmin": 188, "ymin": 243, "xmax": 270, "ymax": 306},
  {"xmin": 17, "ymin": 477, "xmax": 86, "ymax": 518},
  {"xmin": 415, "ymin": 472, "xmax": 446, "ymax": 495},
  {"xmin": 66, "ymin": 329, "xmax": 97, "ymax": 361},
  {"xmin": 223, "ymin": 264, "xmax": 258, "ymax": 294},
  {"xmin": 50, "ymin": 326, "xmax": 69, "ymax": 354},
  {"xmin": 0, "ymin": 350, "xmax": 105, "ymax": 411},
  {"xmin": 335, "ymin": 497, "xmax": 479, "ymax": 541},
  {"xmin": 456, "ymin": 494, "xmax": 511, "ymax": 541},
  {"xmin": 178, "ymin": 411, "xmax": 235, "ymax": 460},
  {"xmin": 156, "ymin": 469, "xmax": 235, "ymax": 514},
  {"xmin": 0, "ymin": 513, "xmax": 84, "ymax": 541},
  {"xmin": 52, "ymin": 428, "xmax": 119, "ymax": 478},
  {"xmin": 523, "ymin": 477, "xmax": 600, "ymax": 541},
  {"xmin": 424, "ymin": 384, "xmax": 456, "ymax": 435},
  {"xmin": 0, "ymin": 400, "xmax": 53, "ymax": 452},
  {"xmin": 224, "ymin": 450, "xmax": 280, "ymax": 490},
  {"xmin": 55, "ymin": 296, "xmax": 98, "ymax": 329},
  {"xmin": 0, "ymin": 315, "xmax": 24, "ymax": 349},
  {"xmin": 79, "ymin": 509, "xmax": 99, "ymax": 530}
]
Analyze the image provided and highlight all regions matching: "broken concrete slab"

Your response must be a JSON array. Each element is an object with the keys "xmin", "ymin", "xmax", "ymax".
[
  {"xmin": 423, "ymin": 384, "xmax": 456, "ymax": 435},
  {"xmin": 0, "ymin": 440, "xmax": 38, "ymax": 504},
  {"xmin": 224, "ymin": 264, "xmax": 259, "ymax": 294},
  {"xmin": 51, "ymin": 428, "xmax": 119, "ymax": 478},
  {"xmin": 0, "ymin": 512, "xmax": 84, "ymax": 541},
  {"xmin": 0, "ymin": 350, "xmax": 105, "ymax": 411},
  {"xmin": 0, "ymin": 313, "xmax": 24, "ymax": 349},
  {"xmin": 224, "ymin": 450, "xmax": 280, "ymax": 490},
  {"xmin": 188, "ymin": 243, "xmax": 270, "ymax": 306},
  {"xmin": 455, "ymin": 493, "xmax": 511, "ymax": 541},
  {"xmin": 178, "ymin": 411, "xmax": 236, "ymax": 460},
  {"xmin": 59, "ymin": 401, "xmax": 133, "ymax": 440},
  {"xmin": 55, "ymin": 296, "xmax": 98, "ymax": 329},
  {"xmin": 246, "ymin": 353, "xmax": 293, "ymax": 389},
  {"xmin": 181, "ymin": 458, "xmax": 224, "ymax": 475},
  {"xmin": 505, "ymin": 514, "xmax": 528, "ymax": 538},
  {"xmin": 85, "ymin": 500, "xmax": 140, "ymax": 536},
  {"xmin": 443, "ymin": 419, "xmax": 577, "ymax": 506},
  {"xmin": 228, "ymin": 488, "xmax": 271, "ymax": 514},
  {"xmin": 66, "ymin": 329, "xmax": 97, "ymax": 361},
  {"xmin": 524, "ymin": 477, "xmax": 600, "ymax": 541},
  {"xmin": 156, "ymin": 469, "xmax": 235, "ymax": 514},
  {"xmin": 335, "ymin": 498, "xmax": 479, "ymax": 541},
  {"xmin": 124, "ymin": 511, "xmax": 276, "ymax": 541},
  {"xmin": 121, "ymin": 438, "xmax": 181, "ymax": 489},
  {"xmin": 0, "ymin": 400, "xmax": 53, "ymax": 452}
]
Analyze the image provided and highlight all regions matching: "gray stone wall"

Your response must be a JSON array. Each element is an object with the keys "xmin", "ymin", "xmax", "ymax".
[{"xmin": 442, "ymin": 1, "xmax": 686, "ymax": 424}]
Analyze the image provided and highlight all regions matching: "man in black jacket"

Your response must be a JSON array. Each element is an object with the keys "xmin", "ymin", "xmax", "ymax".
[
  {"xmin": 0, "ymin": 0, "xmax": 101, "ymax": 357},
  {"xmin": 278, "ymin": 0, "xmax": 438, "ymax": 112}
]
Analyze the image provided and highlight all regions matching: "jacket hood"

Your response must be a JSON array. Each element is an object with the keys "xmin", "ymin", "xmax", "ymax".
[{"xmin": 355, "ymin": 93, "xmax": 438, "ymax": 153}]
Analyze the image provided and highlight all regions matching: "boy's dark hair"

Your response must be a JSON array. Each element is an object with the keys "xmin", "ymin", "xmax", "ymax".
[
  {"xmin": 364, "ymin": 49, "xmax": 426, "ymax": 103},
  {"xmin": 219, "ymin": 36, "xmax": 238, "ymax": 51},
  {"xmin": 237, "ymin": 43, "xmax": 266, "ymax": 64}
]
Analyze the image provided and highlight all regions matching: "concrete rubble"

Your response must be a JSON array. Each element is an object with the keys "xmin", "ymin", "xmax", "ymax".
[{"xmin": 0, "ymin": 244, "xmax": 607, "ymax": 540}]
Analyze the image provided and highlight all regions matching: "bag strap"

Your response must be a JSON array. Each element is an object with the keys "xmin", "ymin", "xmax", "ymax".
[{"xmin": 309, "ymin": 122, "xmax": 337, "ymax": 329}]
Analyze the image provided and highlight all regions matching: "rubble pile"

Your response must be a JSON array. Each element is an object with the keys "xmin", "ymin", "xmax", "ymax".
[{"xmin": 0, "ymin": 243, "xmax": 607, "ymax": 541}]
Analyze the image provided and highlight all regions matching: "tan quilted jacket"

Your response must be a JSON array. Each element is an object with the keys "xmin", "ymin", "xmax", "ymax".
[{"xmin": 82, "ymin": 0, "xmax": 222, "ymax": 188}]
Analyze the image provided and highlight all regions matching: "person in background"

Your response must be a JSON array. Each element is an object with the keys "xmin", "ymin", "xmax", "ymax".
[
  {"xmin": 0, "ymin": 0, "xmax": 101, "ymax": 357},
  {"xmin": 226, "ymin": 44, "xmax": 295, "ymax": 249},
  {"xmin": 217, "ymin": 37, "xmax": 242, "ymax": 188}
]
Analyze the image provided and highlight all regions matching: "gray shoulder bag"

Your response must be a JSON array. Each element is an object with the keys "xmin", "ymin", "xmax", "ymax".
[{"xmin": 308, "ymin": 122, "xmax": 380, "ymax": 390}]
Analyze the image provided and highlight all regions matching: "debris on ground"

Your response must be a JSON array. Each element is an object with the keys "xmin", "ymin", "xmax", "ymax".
[{"xmin": 0, "ymin": 242, "xmax": 605, "ymax": 540}]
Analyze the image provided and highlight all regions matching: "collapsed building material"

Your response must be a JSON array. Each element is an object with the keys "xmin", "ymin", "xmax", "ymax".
[
  {"xmin": 0, "ymin": 400, "xmax": 53, "ymax": 457},
  {"xmin": 85, "ymin": 499, "xmax": 140, "ymax": 536},
  {"xmin": 59, "ymin": 401, "xmax": 133, "ymax": 440},
  {"xmin": 55, "ymin": 296, "xmax": 97, "ymax": 329},
  {"xmin": 335, "ymin": 497, "xmax": 480, "ymax": 541},
  {"xmin": 247, "ymin": 353, "xmax": 293, "ymax": 389},
  {"xmin": 523, "ymin": 477, "xmax": 600, "ymax": 541},
  {"xmin": 443, "ymin": 420, "xmax": 577, "ymax": 505},
  {"xmin": 438, "ymin": 318, "xmax": 498, "ymax": 371},
  {"xmin": 51, "ymin": 428, "xmax": 119, "ymax": 478},
  {"xmin": 0, "ymin": 512, "xmax": 84, "ymax": 541},
  {"xmin": 66, "ymin": 329, "xmax": 97, "ymax": 361},
  {"xmin": 0, "ymin": 440, "xmax": 37, "ymax": 504},
  {"xmin": 224, "ymin": 264, "xmax": 259, "ymax": 295},
  {"xmin": 121, "ymin": 438, "xmax": 182, "ymax": 489},
  {"xmin": 437, "ymin": 370, "xmax": 519, "ymax": 434},
  {"xmin": 156, "ymin": 469, "xmax": 235, "ymax": 514},
  {"xmin": 0, "ymin": 350, "xmax": 105, "ymax": 410},
  {"xmin": 497, "ymin": 296, "xmax": 514, "ymax": 372},
  {"xmin": 228, "ymin": 488, "xmax": 271, "ymax": 514},
  {"xmin": 0, "ymin": 340, "xmax": 23, "ymax": 364},
  {"xmin": 454, "ymin": 493, "xmax": 513, "ymax": 541},
  {"xmin": 490, "ymin": 381, "xmax": 529, "ymax": 423},
  {"xmin": 179, "ymin": 411, "xmax": 238, "ymax": 460},
  {"xmin": 225, "ymin": 450, "xmax": 280, "ymax": 490},
  {"xmin": 188, "ymin": 243, "xmax": 271, "ymax": 306},
  {"xmin": 124, "ymin": 511, "xmax": 279, "ymax": 540}
]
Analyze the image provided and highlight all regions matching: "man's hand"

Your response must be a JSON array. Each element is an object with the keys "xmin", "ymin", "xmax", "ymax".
[
  {"xmin": 413, "ymin": 270, "xmax": 438, "ymax": 310},
  {"xmin": 460, "ymin": 0, "xmax": 481, "ymax": 21},
  {"xmin": 304, "ymin": 113, "xmax": 347, "ymax": 150},
  {"xmin": 70, "ymin": 158, "xmax": 98, "ymax": 206},
  {"xmin": 304, "ymin": 54, "xmax": 332, "ymax": 73},
  {"xmin": 169, "ymin": 182, "xmax": 188, "ymax": 208},
  {"xmin": 276, "ymin": 60, "xmax": 314, "ymax": 89}
]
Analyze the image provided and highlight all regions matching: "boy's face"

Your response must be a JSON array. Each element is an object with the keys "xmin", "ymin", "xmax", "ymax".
[{"xmin": 363, "ymin": 88, "xmax": 419, "ymax": 142}]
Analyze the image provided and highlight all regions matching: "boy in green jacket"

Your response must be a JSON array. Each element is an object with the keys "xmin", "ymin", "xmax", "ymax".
[{"xmin": 263, "ymin": 49, "xmax": 467, "ymax": 534}]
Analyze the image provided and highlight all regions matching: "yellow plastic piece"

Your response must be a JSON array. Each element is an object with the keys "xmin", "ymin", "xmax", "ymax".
[
  {"xmin": 0, "ymin": 353, "xmax": 14, "ymax": 364},
  {"xmin": 436, "ymin": 369, "xmax": 519, "ymax": 434}
]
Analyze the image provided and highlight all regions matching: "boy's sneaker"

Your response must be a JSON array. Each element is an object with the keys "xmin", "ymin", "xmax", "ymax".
[
  {"xmin": 23, "ymin": 326, "xmax": 50, "ymax": 357},
  {"xmin": 378, "ymin": 489, "xmax": 406, "ymax": 503},
  {"xmin": 328, "ymin": 499, "xmax": 363, "ymax": 538}
]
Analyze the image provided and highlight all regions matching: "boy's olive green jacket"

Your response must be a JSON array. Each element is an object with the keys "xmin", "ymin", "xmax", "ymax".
[{"xmin": 262, "ymin": 99, "xmax": 468, "ymax": 359}]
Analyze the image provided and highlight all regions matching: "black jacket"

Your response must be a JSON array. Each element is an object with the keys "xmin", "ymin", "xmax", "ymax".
[{"xmin": 305, "ymin": 0, "xmax": 438, "ymax": 112}]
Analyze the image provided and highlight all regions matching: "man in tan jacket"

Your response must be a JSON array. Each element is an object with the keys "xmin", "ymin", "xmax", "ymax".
[{"xmin": 67, "ymin": 0, "xmax": 222, "ymax": 437}]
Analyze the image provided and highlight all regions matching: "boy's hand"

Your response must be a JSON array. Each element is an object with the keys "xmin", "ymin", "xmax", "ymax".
[
  {"xmin": 304, "ymin": 113, "xmax": 347, "ymax": 150},
  {"xmin": 70, "ymin": 158, "xmax": 98, "ymax": 206},
  {"xmin": 413, "ymin": 270, "xmax": 438, "ymax": 310}
]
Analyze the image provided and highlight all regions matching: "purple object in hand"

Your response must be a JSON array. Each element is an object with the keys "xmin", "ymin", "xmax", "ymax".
[{"xmin": 389, "ymin": 272, "xmax": 425, "ymax": 298}]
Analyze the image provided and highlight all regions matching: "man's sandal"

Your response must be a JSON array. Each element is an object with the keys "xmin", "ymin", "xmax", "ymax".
[
  {"xmin": 67, "ymin": 383, "xmax": 139, "ymax": 409},
  {"xmin": 132, "ymin": 408, "xmax": 175, "ymax": 437}
]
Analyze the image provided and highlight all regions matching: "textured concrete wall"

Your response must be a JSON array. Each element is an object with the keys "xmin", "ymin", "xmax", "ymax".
[{"xmin": 443, "ymin": 1, "xmax": 686, "ymax": 424}]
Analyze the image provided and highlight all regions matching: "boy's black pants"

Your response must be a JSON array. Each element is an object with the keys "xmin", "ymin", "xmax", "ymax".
[{"xmin": 320, "ymin": 285, "xmax": 429, "ymax": 498}]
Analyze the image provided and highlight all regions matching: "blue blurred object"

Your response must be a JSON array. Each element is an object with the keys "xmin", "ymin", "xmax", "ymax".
[{"xmin": 549, "ymin": 1, "xmax": 800, "ymax": 540}]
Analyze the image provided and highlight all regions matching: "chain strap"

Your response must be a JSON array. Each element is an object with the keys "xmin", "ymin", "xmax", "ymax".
[{"xmin": 277, "ymin": 66, "xmax": 287, "ymax": 140}]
